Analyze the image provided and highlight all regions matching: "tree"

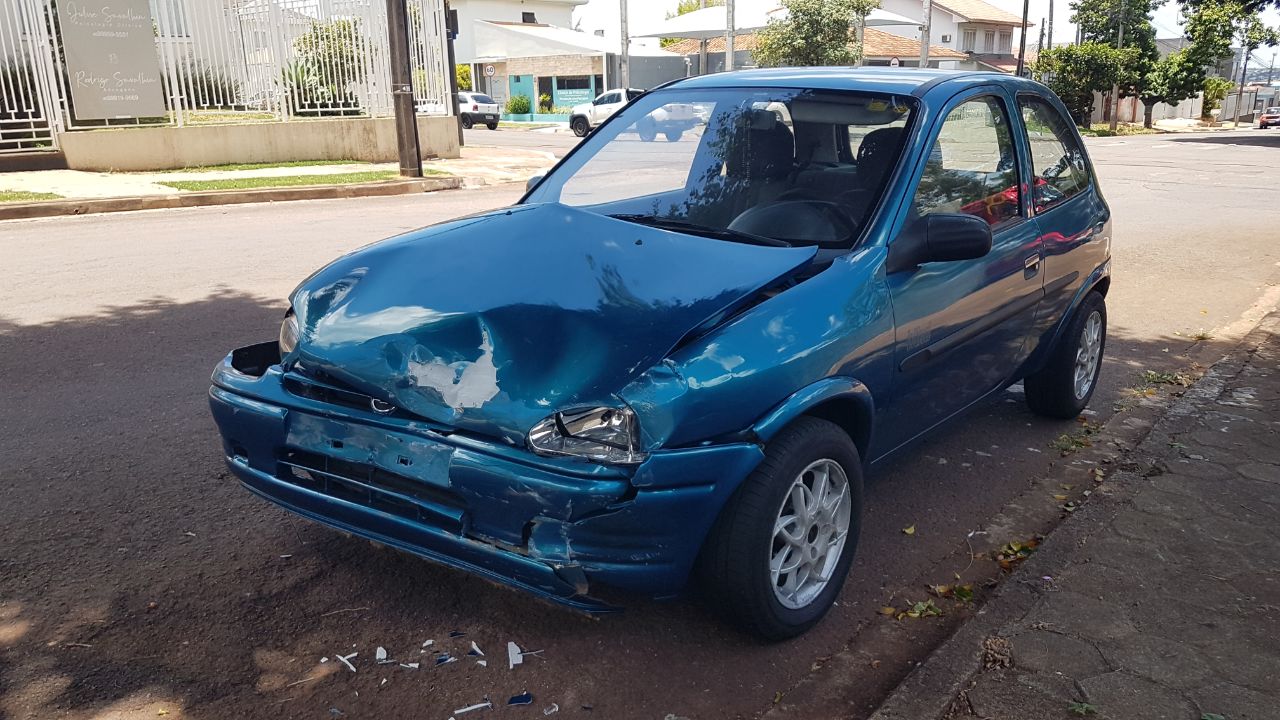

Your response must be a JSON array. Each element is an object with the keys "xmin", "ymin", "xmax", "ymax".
[
  {"xmin": 294, "ymin": 19, "xmax": 369, "ymax": 81},
  {"xmin": 1033, "ymin": 42, "xmax": 1137, "ymax": 125},
  {"xmin": 1138, "ymin": 50, "xmax": 1203, "ymax": 126},
  {"xmin": 662, "ymin": 0, "xmax": 725, "ymax": 47},
  {"xmin": 1201, "ymin": 75, "xmax": 1234, "ymax": 118},
  {"xmin": 456, "ymin": 64, "xmax": 472, "ymax": 91},
  {"xmin": 754, "ymin": 0, "xmax": 879, "ymax": 67},
  {"xmin": 1071, "ymin": 0, "xmax": 1161, "ymax": 123}
]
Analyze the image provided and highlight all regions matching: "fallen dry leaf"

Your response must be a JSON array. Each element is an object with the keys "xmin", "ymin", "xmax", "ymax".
[{"xmin": 902, "ymin": 525, "xmax": 916, "ymax": 536}]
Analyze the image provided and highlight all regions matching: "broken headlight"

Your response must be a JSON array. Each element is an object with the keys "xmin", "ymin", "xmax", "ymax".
[
  {"xmin": 278, "ymin": 310, "xmax": 300, "ymax": 356},
  {"xmin": 527, "ymin": 406, "xmax": 647, "ymax": 465}
]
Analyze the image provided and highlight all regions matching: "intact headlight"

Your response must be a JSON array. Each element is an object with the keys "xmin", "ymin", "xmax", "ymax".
[
  {"xmin": 527, "ymin": 406, "xmax": 646, "ymax": 465},
  {"xmin": 278, "ymin": 310, "xmax": 300, "ymax": 356}
]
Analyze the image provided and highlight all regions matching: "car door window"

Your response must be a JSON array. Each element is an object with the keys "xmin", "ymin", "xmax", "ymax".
[
  {"xmin": 911, "ymin": 96, "xmax": 1020, "ymax": 227},
  {"xmin": 596, "ymin": 92, "xmax": 617, "ymax": 106},
  {"xmin": 1018, "ymin": 96, "xmax": 1091, "ymax": 213}
]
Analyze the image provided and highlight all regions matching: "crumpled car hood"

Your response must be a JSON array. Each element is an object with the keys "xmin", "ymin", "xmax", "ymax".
[{"xmin": 290, "ymin": 202, "xmax": 817, "ymax": 441}]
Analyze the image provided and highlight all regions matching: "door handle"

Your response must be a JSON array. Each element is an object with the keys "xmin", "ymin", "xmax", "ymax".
[{"xmin": 1024, "ymin": 254, "xmax": 1041, "ymax": 272}]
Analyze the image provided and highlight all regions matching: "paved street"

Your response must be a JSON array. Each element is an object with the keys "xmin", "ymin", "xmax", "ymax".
[
  {"xmin": 464, "ymin": 126, "xmax": 583, "ymax": 158},
  {"xmin": 1, "ymin": 130, "xmax": 1278, "ymax": 720}
]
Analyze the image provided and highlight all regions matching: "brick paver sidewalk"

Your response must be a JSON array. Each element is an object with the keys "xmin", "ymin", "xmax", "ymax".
[{"xmin": 873, "ymin": 313, "xmax": 1280, "ymax": 720}]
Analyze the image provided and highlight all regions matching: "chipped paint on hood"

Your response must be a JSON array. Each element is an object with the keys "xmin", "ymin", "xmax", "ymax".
[{"xmin": 289, "ymin": 202, "xmax": 817, "ymax": 441}]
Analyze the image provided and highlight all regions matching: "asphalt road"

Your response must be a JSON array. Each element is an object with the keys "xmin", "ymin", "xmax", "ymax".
[
  {"xmin": 2, "ymin": 130, "xmax": 1278, "ymax": 720},
  {"xmin": 464, "ymin": 126, "xmax": 582, "ymax": 158}
]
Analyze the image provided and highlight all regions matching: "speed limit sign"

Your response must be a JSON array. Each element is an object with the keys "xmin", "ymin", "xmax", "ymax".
[{"xmin": 484, "ymin": 64, "xmax": 496, "ymax": 77}]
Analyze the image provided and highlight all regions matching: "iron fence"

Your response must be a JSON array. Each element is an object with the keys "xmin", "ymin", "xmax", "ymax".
[{"xmin": 0, "ymin": 0, "xmax": 452, "ymax": 153}]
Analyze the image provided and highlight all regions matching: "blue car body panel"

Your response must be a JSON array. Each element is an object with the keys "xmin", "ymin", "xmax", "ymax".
[{"xmin": 210, "ymin": 70, "xmax": 1111, "ymax": 610}]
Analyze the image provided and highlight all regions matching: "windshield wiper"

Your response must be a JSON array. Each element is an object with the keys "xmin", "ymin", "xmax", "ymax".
[{"xmin": 609, "ymin": 214, "xmax": 792, "ymax": 247}]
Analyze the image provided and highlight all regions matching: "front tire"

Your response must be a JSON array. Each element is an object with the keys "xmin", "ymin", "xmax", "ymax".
[
  {"xmin": 699, "ymin": 417, "xmax": 863, "ymax": 641},
  {"xmin": 1025, "ymin": 290, "xmax": 1107, "ymax": 419},
  {"xmin": 570, "ymin": 116, "xmax": 590, "ymax": 137}
]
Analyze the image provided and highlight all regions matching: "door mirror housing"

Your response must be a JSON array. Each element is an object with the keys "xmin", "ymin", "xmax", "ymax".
[
  {"xmin": 887, "ymin": 213, "xmax": 993, "ymax": 273},
  {"xmin": 526, "ymin": 175, "xmax": 544, "ymax": 193}
]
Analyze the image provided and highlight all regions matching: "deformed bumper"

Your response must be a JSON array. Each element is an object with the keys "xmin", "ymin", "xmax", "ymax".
[{"xmin": 208, "ymin": 348, "xmax": 764, "ymax": 610}]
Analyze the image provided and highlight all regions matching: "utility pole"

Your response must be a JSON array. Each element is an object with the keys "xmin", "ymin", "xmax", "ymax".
[
  {"xmin": 386, "ymin": 0, "xmax": 422, "ymax": 177},
  {"xmin": 619, "ymin": 0, "xmax": 630, "ymax": 89},
  {"xmin": 698, "ymin": 0, "xmax": 708, "ymax": 75},
  {"xmin": 1016, "ymin": 0, "xmax": 1030, "ymax": 75},
  {"xmin": 1037, "ymin": 23, "xmax": 1045, "ymax": 55},
  {"xmin": 1232, "ymin": 48, "xmax": 1250, "ymax": 128},
  {"xmin": 1108, "ymin": 0, "xmax": 1126, "ymax": 133},
  {"xmin": 919, "ymin": 0, "xmax": 931, "ymax": 67},
  {"xmin": 444, "ymin": 1, "xmax": 463, "ymax": 147},
  {"xmin": 855, "ymin": 11, "xmax": 867, "ymax": 67},
  {"xmin": 1047, "ymin": 0, "xmax": 1054, "ymax": 49},
  {"xmin": 725, "ymin": 0, "xmax": 736, "ymax": 71},
  {"xmin": 1268, "ymin": 52, "xmax": 1275, "ymax": 84}
]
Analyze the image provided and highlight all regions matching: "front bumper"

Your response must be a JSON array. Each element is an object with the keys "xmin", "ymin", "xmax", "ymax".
[{"xmin": 208, "ymin": 344, "xmax": 764, "ymax": 610}]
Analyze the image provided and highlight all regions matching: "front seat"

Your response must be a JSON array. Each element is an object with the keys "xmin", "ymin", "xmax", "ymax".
[
  {"xmin": 723, "ymin": 120, "xmax": 795, "ymax": 220},
  {"xmin": 854, "ymin": 127, "xmax": 904, "ymax": 190}
]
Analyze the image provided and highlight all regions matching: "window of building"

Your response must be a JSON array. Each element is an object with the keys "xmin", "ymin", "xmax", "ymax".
[
  {"xmin": 998, "ymin": 31, "xmax": 1012, "ymax": 53},
  {"xmin": 912, "ymin": 96, "xmax": 1020, "ymax": 227},
  {"xmin": 983, "ymin": 30, "xmax": 996, "ymax": 52},
  {"xmin": 961, "ymin": 29, "xmax": 976, "ymax": 51},
  {"xmin": 522, "ymin": 12, "xmax": 537, "ymax": 23},
  {"xmin": 556, "ymin": 76, "xmax": 591, "ymax": 90},
  {"xmin": 1018, "ymin": 96, "xmax": 1092, "ymax": 213}
]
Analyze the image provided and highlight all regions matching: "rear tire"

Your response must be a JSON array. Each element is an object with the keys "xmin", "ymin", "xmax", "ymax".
[
  {"xmin": 638, "ymin": 118, "xmax": 658, "ymax": 142},
  {"xmin": 699, "ymin": 417, "xmax": 863, "ymax": 641},
  {"xmin": 460, "ymin": 114, "xmax": 474, "ymax": 130},
  {"xmin": 486, "ymin": 122, "xmax": 498, "ymax": 130},
  {"xmin": 664, "ymin": 129, "xmax": 683, "ymax": 142},
  {"xmin": 1025, "ymin": 290, "xmax": 1107, "ymax": 419},
  {"xmin": 571, "ymin": 116, "xmax": 590, "ymax": 137}
]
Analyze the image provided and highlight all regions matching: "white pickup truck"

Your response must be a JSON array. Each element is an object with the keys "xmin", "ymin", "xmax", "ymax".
[{"xmin": 570, "ymin": 89, "xmax": 702, "ymax": 141}]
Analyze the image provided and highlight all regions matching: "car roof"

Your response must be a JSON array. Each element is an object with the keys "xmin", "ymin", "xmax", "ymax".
[{"xmin": 665, "ymin": 67, "xmax": 1044, "ymax": 98}]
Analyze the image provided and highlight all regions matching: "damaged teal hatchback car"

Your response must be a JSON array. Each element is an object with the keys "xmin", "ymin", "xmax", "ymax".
[{"xmin": 209, "ymin": 68, "xmax": 1111, "ymax": 639}]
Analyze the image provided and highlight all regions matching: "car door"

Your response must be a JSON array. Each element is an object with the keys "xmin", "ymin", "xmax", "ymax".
[
  {"xmin": 877, "ymin": 90, "xmax": 1044, "ymax": 452},
  {"xmin": 1016, "ymin": 93, "xmax": 1111, "ymax": 357},
  {"xmin": 591, "ymin": 92, "xmax": 619, "ymax": 124}
]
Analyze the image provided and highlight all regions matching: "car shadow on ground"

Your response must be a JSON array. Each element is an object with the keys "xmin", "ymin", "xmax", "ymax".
[{"xmin": 0, "ymin": 290, "xmax": 1237, "ymax": 720}]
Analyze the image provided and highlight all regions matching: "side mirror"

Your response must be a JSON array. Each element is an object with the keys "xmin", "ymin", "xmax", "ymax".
[
  {"xmin": 526, "ymin": 175, "xmax": 544, "ymax": 193},
  {"xmin": 886, "ymin": 213, "xmax": 993, "ymax": 273}
]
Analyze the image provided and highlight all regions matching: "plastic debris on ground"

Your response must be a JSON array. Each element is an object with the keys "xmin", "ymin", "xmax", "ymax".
[
  {"xmin": 375, "ymin": 646, "xmax": 391, "ymax": 663},
  {"xmin": 328, "ymin": 709, "xmax": 344, "ymax": 717},
  {"xmin": 468, "ymin": 641, "xmax": 485, "ymax": 657},
  {"xmin": 400, "ymin": 662, "xmax": 420, "ymax": 669},
  {"xmin": 454, "ymin": 699, "xmax": 492, "ymax": 714},
  {"xmin": 336, "ymin": 652, "xmax": 358, "ymax": 673},
  {"xmin": 448, "ymin": 631, "xmax": 466, "ymax": 638},
  {"xmin": 507, "ymin": 692, "xmax": 533, "ymax": 706},
  {"xmin": 543, "ymin": 704, "xmax": 559, "ymax": 715},
  {"xmin": 435, "ymin": 653, "xmax": 458, "ymax": 666},
  {"xmin": 476, "ymin": 660, "xmax": 488, "ymax": 667}
]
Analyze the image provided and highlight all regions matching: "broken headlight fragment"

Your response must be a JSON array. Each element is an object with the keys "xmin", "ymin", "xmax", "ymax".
[
  {"xmin": 527, "ymin": 406, "xmax": 646, "ymax": 465},
  {"xmin": 278, "ymin": 310, "xmax": 300, "ymax": 356}
]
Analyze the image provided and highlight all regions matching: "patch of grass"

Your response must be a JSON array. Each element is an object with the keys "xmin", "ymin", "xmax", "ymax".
[
  {"xmin": 0, "ymin": 189, "xmax": 63, "ymax": 203},
  {"xmin": 497, "ymin": 122, "xmax": 557, "ymax": 130},
  {"xmin": 1081, "ymin": 123, "xmax": 1163, "ymax": 137},
  {"xmin": 1069, "ymin": 701, "xmax": 1099, "ymax": 715},
  {"xmin": 1141, "ymin": 369, "xmax": 1195, "ymax": 387},
  {"xmin": 174, "ymin": 159, "xmax": 370, "ymax": 173},
  {"xmin": 159, "ymin": 170, "xmax": 400, "ymax": 192},
  {"xmin": 1051, "ymin": 419, "xmax": 1102, "ymax": 455}
]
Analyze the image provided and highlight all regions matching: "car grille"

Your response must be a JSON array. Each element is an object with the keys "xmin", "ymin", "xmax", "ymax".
[{"xmin": 277, "ymin": 448, "xmax": 467, "ymax": 534}]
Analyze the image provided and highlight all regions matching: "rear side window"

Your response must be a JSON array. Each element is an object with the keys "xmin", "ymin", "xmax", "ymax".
[
  {"xmin": 911, "ymin": 96, "xmax": 1020, "ymax": 227},
  {"xmin": 1019, "ymin": 96, "xmax": 1092, "ymax": 212},
  {"xmin": 471, "ymin": 94, "xmax": 495, "ymax": 104}
]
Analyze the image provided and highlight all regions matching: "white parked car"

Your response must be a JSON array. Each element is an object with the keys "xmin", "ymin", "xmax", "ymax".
[
  {"xmin": 569, "ymin": 89, "xmax": 645, "ymax": 137},
  {"xmin": 457, "ymin": 91, "xmax": 501, "ymax": 130}
]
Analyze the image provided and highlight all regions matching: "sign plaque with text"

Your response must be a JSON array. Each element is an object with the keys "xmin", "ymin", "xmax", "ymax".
[{"xmin": 58, "ymin": 0, "xmax": 167, "ymax": 120}]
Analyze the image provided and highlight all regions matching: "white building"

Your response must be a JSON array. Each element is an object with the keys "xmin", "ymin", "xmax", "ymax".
[
  {"xmin": 449, "ymin": 0, "xmax": 587, "ymax": 64},
  {"xmin": 876, "ymin": 0, "xmax": 1034, "ymax": 72}
]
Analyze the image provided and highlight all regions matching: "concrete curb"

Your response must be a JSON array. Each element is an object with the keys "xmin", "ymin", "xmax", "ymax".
[
  {"xmin": 865, "ymin": 312, "xmax": 1278, "ymax": 720},
  {"xmin": 0, "ymin": 175, "xmax": 463, "ymax": 221}
]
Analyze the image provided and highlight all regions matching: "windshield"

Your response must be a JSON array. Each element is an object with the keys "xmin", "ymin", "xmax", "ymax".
[
  {"xmin": 1268, "ymin": 107, "xmax": 1280, "ymax": 114},
  {"xmin": 469, "ymin": 94, "xmax": 496, "ymax": 104},
  {"xmin": 525, "ymin": 87, "xmax": 915, "ymax": 249}
]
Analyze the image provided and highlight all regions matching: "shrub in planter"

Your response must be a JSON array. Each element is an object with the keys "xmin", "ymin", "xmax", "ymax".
[
  {"xmin": 505, "ymin": 94, "xmax": 532, "ymax": 114},
  {"xmin": 538, "ymin": 93, "xmax": 553, "ymax": 112}
]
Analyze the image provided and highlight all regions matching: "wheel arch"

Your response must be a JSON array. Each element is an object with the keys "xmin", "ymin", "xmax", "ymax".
[{"xmin": 750, "ymin": 377, "xmax": 874, "ymax": 462}]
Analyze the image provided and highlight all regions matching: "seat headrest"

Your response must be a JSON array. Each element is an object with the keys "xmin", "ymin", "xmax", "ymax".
[{"xmin": 726, "ymin": 122, "xmax": 795, "ymax": 180}]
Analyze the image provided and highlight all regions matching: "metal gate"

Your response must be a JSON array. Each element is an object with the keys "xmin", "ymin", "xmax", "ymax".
[
  {"xmin": 0, "ymin": 0, "xmax": 451, "ymax": 155},
  {"xmin": 0, "ymin": 0, "xmax": 62, "ymax": 153}
]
